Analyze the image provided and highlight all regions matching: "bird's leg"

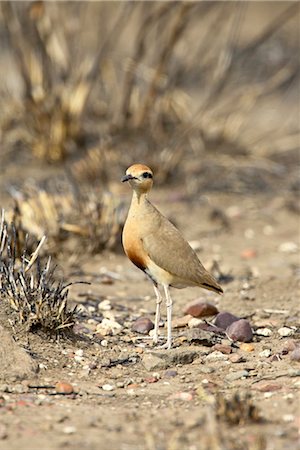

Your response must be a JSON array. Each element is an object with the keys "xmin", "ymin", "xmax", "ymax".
[
  {"xmin": 152, "ymin": 284, "xmax": 162, "ymax": 344},
  {"xmin": 163, "ymin": 284, "xmax": 173, "ymax": 350}
]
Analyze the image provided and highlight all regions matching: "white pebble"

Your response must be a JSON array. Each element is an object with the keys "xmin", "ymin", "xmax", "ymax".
[
  {"xmin": 282, "ymin": 414, "xmax": 294, "ymax": 423},
  {"xmin": 278, "ymin": 327, "xmax": 294, "ymax": 337},
  {"xmin": 188, "ymin": 317, "xmax": 203, "ymax": 328},
  {"xmin": 259, "ymin": 349, "xmax": 272, "ymax": 358},
  {"xmin": 102, "ymin": 384, "xmax": 114, "ymax": 391},
  {"xmin": 98, "ymin": 300, "xmax": 112, "ymax": 311},
  {"xmin": 63, "ymin": 426, "xmax": 76, "ymax": 434},
  {"xmin": 101, "ymin": 339, "xmax": 108, "ymax": 347},
  {"xmin": 75, "ymin": 349, "xmax": 84, "ymax": 357},
  {"xmin": 206, "ymin": 351, "xmax": 228, "ymax": 361},
  {"xmin": 278, "ymin": 242, "xmax": 298, "ymax": 253},
  {"xmin": 256, "ymin": 328, "xmax": 272, "ymax": 337}
]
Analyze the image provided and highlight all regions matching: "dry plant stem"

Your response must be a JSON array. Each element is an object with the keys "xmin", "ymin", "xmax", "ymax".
[
  {"xmin": 25, "ymin": 235, "xmax": 46, "ymax": 273},
  {"xmin": 118, "ymin": 2, "xmax": 174, "ymax": 125},
  {"xmin": 135, "ymin": 3, "xmax": 194, "ymax": 128}
]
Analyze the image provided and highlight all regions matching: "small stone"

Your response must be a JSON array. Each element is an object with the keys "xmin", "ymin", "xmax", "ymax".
[
  {"xmin": 206, "ymin": 351, "xmax": 228, "ymax": 361},
  {"xmin": 214, "ymin": 312, "xmax": 240, "ymax": 330},
  {"xmin": 75, "ymin": 349, "xmax": 84, "ymax": 357},
  {"xmin": 226, "ymin": 319, "xmax": 253, "ymax": 343},
  {"xmin": 213, "ymin": 344, "xmax": 232, "ymax": 354},
  {"xmin": 100, "ymin": 339, "xmax": 108, "ymax": 347},
  {"xmin": 241, "ymin": 249, "xmax": 257, "ymax": 259},
  {"xmin": 55, "ymin": 382, "xmax": 74, "ymax": 395},
  {"xmin": 98, "ymin": 300, "xmax": 112, "ymax": 311},
  {"xmin": 96, "ymin": 318, "xmax": 122, "ymax": 336},
  {"xmin": 225, "ymin": 370, "xmax": 249, "ymax": 382},
  {"xmin": 132, "ymin": 317, "xmax": 154, "ymax": 334},
  {"xmin": 259, "ymin": 349, "xmax": 272, "ymax": 358},
  {"xmin": 63, "ymin": 426, "xmax": 76, "ymax": 434},
  {"xmin": 278, "ymin": 327, "xmax": 294, "ymax": 337},
  {"xmin": 230, "ymin": 354, "xmax": 245, "ymax": 363},
  {"xmin": 184, "ymin": 300, "xmax": 218, "ymax": 318},
  {"xmin": 172, "ymin": 315, "xmax": 192, "ymax": 329},
  {"xmin": 278, "ymin": 242, "xmax": 298, "ymax": 253},
  {"xmin": 240, "ymin": 343, "xmax": 255, "ymax": 352},
  {"xmin": 199, "ymin": 366, "xmax": 215, "ymax": 373},
  {"xmin": 256, "ymin": 328, "xmax": 272, "ymax": 337},
  {"xmin": 282, "ymin": 339, "xmax": 298, "ymax": 353},
  {"xmin": 254, "ymin": 382, "xmax": 282, "ymax": 392},
  {"xmin": 102, "ymin": 384, "xmax": 115, "ymax": 391},
  {"xmin": 164, "ymin": 370, "xmax": 178, "ymax": 378},
  {"xmin": 170, "ymin": 391, "xmax": 194, "ymax": 401},
  {"xmin": 290, "ymin": 348, "xmax": 300, "ymax": 362},
  {"xmin": 188, "ymin": 317, "xmax": 204, "ymax": 328}
]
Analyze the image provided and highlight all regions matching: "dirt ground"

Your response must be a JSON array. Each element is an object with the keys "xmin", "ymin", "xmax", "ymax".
[{"xmin": 0, "ymin": 184, "xmax": 299, "ymax": 450}]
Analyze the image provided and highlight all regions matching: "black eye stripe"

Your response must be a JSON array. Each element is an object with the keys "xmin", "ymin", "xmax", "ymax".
[{"xmin": 142, "ymin": 172, "xmax": 153, "ymax": 179}]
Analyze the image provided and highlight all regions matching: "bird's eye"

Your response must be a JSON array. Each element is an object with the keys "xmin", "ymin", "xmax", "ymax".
[{"xmin": 142, "ymin": 172, "xmax": 153, "ymax": 179}]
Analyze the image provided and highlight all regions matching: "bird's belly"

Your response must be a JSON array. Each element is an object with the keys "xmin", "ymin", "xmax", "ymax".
[{"xmin": 146, "ymin": 260, "xmax": 194, "ymax": 288}]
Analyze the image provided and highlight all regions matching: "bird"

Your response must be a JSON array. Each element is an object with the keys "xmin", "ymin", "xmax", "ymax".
[{"xmin": 122, "ymin": 164, "xmax": 223, "ymax": 349}]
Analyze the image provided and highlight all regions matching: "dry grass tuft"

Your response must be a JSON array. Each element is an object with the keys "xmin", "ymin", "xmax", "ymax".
[
  {"xmin": 6, "ymin": 173, "xmax": 123, "ymax": 255},
  {"xmin": 215, "ymin": 392, "xmax": 262, "ymax": 426},
  {"xmin": 0, "ymin": 211, "xmax": 78, "ymax": 333}
]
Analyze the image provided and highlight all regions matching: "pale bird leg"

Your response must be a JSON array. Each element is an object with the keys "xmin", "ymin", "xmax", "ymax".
[
  {"xmin": 164, "ymin": 284, "xmax": 173, "ymax": 350},
  {"xmin": 152, "ymin": 284, "xmax": 162, "ymax": 344}
]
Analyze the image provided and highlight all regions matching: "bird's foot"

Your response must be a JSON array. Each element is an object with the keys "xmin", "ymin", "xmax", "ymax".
[{"xmin": 156, "ymin": 340, "xmax": 172, "ymax": 350}]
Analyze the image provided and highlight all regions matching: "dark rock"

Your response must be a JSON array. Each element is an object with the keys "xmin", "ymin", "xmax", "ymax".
[
  {"xmin": 215, "ymin": 312, "xmax": 240, "ymax": 330},
  {"xmin": 164, "ymin": 370, "xmax": 178, "ymax": 378},
  {"xmin": 184, "ymin": 300, "xmax": 218, "ymax": 318},
  {"xmin": 132, "ymin": 317, "xmax": 154, "ymax": 334},
  {"xmin": 226, "ymin": 319, "xmax": 253, "ymax": 343},
  {"xmin": 290, "ymin": 348, "xmax": 300, "ymax": 362}
]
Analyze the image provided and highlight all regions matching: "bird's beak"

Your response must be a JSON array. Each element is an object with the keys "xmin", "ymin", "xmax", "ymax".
[{"xmin": 121, "ymin": 174, "xmax": 134, "ymax": 182}]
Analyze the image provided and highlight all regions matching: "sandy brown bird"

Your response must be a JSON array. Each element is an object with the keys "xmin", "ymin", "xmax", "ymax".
[{"xmin": 122, "ymin": 164, "xmax": 223, "ymax": 349}]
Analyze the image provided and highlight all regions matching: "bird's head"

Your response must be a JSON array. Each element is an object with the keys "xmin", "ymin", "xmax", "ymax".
[{"xmin": 121, "ymin": 164, "xmax": 153, "ymax": 193}]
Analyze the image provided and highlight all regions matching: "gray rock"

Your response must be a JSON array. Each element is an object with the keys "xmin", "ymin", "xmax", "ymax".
[
  {"xmin": 132, "ymin": 317, "xmax": 154, "ymax": 334},
  {"xmin": 226, "ymin": 319, "xmax": 253, "ymax": 343},
  {"xmin": 290, "ymin": 348, "xmax": 300, "ymax": 362},
  {"xmin": 225, "ymin": 370, "xmax": 249, "ymax": 382},
  {"xmin": 214, "ymin": 312, "xmax": 240, "ymax": 330},
  {"xmin": 0, "ymin": 326, "xmax": 38, "ymax": 381},
  {"xmin": 142, "ymin": 348, "xmax": 200, "ymax": 371}
]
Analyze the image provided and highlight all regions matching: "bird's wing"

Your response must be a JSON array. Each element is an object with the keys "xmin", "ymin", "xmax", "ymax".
[{"xmin": 142, "ymin": 215, "xmax": 222, "ymax": 293}]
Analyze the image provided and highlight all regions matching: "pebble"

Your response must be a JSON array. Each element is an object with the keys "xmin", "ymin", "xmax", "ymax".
[
  {"xmin": 230, "ymin": 354, "xmax": 245, "ymax": 363},
  {"xmin": 102, "ymin": 384, "xmax": 115, "ymax": 391},
  {"xmin": 278, "ymin": 242, "xmax": 298, "ymax": 253},
  {"xmin": 98, "ymin": 300, "xmax": 112, "ymax": 311},
  {"xmin": 63, "ymin": 426, "xmax": 76, "ymax": 434},
  {"xmin": 199, "ymin": 366, "xmax": 215, "ymax": 373},
  {"xmin": 240, "ymin": 343, "xmax": 255, "ymax": 352},
  {"xmin": 132, "ymin": 317, "xmax": 154, "ymax": 334},
  {"xmin": 241, "ymin": 248, "xmax": 257, "ymax": 259},
  {"xmin": 259, "ymin": 349, "xmax": 272, "ymax": 358},
  {"xmin": 290, "ymin": 348, "xmax": 300, "ymax": 362},
  {"xmin": 256, "ymin": 328, "xmax": 272, "ymax": 337},
  {"xmin": 100, "ymin": 339, "xmax": 108, "ymax": 347},
  {"xmin": 253, "ymin": 382, "xmax": 282, "ymax": 392},
  {"xmin": 282, "ymin": 339, "xmax": 298, "ymax": 352},
  {"xmin": 164, "ymin": 370, "xmax": 178, "ymax": 378},
  {"xmin": 184, "ymin": 300, "xmax": 218, "ymax": 318},
  {"xmin": 226, "ymin": 319, "xmax": 253, "ymax": 343},
  {"xmin": 96, "ymin": 318, "xmax": 123, "ymax": 335},
  {"xmin": 188, "ymin": 317, "xmax": 204, "ymax": 328},
  {"xmin": 55, "ymin": 382, "xmax": 74, "ymax": 395},
  {"xmin": 213, "ymin": 343, "xmax": 232, "ymax": 354},
  {"xmin": 225, "ymin": 370, "xmax": 249, "ymax": 382},
  {"xmin": 206, "ymin": 351, "xmax": 228, "ymax": 361},
  {"xmin": 170, "ymin": 391, "xmax": 194, "ymax": 401},
  {"xmin": 278, "ymin": 327, "xmax": 294, "ymax": 337},
  {"xmin": 171, "ymin": 315, "xmax": 192, "ymax": 329},
  {"xmin": 75, "ymin": 349, "xmax": 84, "ymax": 357},
  {"xmin": 214, "ymin": 312, "xmax": 240, "ymax": 330}
]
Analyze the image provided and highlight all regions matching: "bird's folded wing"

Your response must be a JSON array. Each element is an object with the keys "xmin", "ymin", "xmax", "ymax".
[{"xmin": 142, "ymin": 218, "xmax": 206, "ymax": 284}]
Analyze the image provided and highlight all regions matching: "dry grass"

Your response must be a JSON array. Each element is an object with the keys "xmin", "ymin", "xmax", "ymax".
[
  {"xmin": 0, "ymin": 211, "xmax": 79, "ymax": 333},
  {"xmin": 0, "ymin": 2, "xmax": 298, "ymax": 187}
]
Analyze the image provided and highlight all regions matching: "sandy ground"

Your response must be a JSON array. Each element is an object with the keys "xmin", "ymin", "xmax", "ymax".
[{"xmin": 0, "ymin": 187, "xmax": 299, "ymax": 450}]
